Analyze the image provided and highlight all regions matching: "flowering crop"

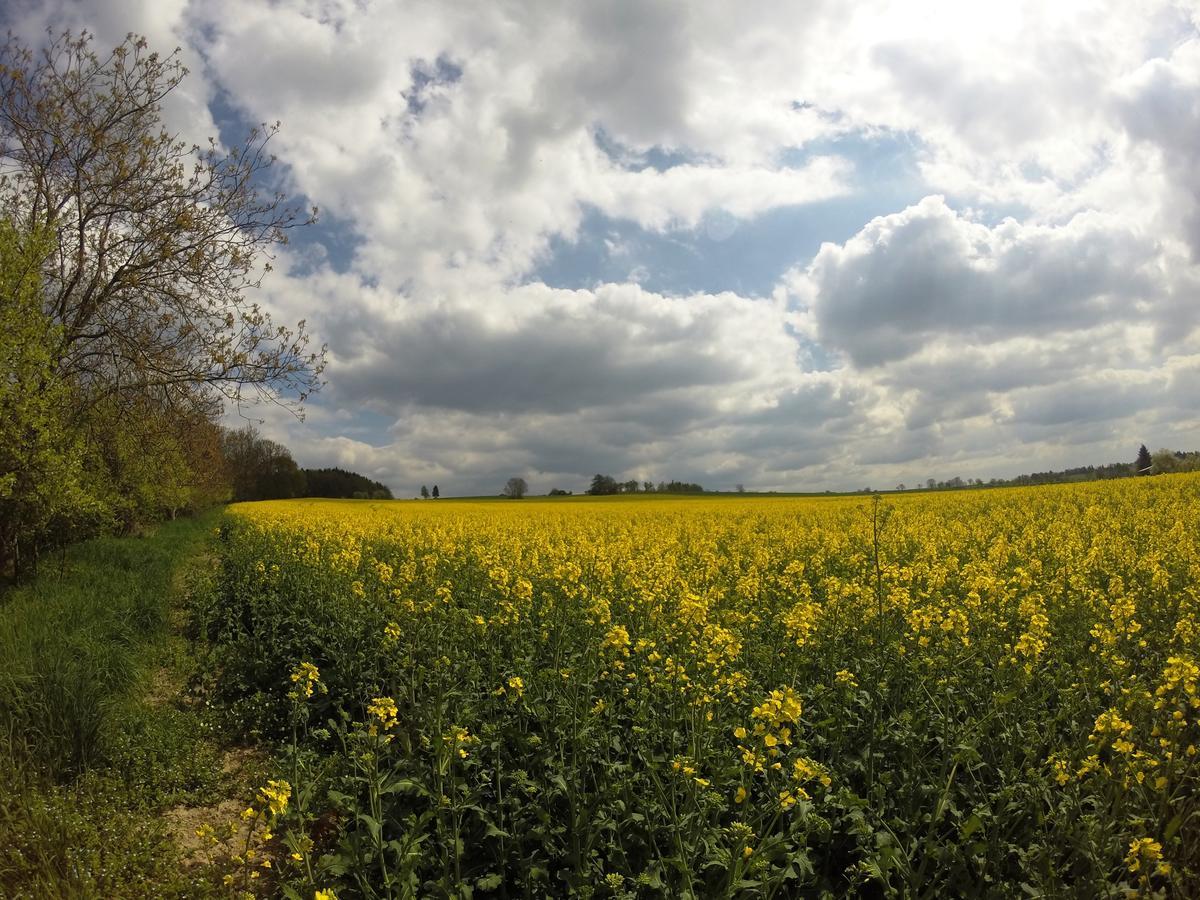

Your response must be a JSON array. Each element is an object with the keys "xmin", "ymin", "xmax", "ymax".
[{"xmin": 198, "ymin": 476, "xmax": 1200, "ymax": 896}]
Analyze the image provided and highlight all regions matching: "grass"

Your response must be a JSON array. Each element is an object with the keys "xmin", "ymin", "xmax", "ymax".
[{"xmin": 0, "ymin": 512, "xmax": 227, "ymax": 897}]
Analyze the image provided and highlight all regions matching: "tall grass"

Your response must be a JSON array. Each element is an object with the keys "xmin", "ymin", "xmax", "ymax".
[
  {"xmin": 0, "ymin": 517, "xmax": 212, "ymax": 777},
  {"xmin": 0, "ymin": 513, "xmax": 221, "ymax": 897}
]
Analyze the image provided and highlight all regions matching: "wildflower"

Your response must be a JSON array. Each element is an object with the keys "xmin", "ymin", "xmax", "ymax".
[
  {"xmin": 288, "ymin": 662, "xmax": 325, "ymax": 701},
  {"xmin": 792, "ymin": 756, "xmax": 831, "ymax": 788},
  {"xmin": 1125, "ymin": 837, "xmax": 1162, "ymax": 873},
  {"xmin": 1050, "ymin": 756, "xmax": 1071, "ymax": 785},
  {"xmin": 444, "ymin": 725, "xmax": 477, "ymax": 758},
  {"xmin": 367, "ymin": 696, "xmax": 399, "ymax": 730},
  {"xmin": 506, "ymin": 675, "xmax": 525, "ymax": 699},
  {"xmin": 603, "ymin": 624, "xmax": 632, "ymax": 656},
  {"xmin": 752, "ymin": 686, "xmax": 803, "ymax": 728},
  {"xmin": 258, "ymin": 780, "xmax": 291, "ymax": 817}
]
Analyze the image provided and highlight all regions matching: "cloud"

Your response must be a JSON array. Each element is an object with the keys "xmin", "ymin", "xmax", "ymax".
[
  {"xmin": 321, "ymin": 280, "xmax": 802, "ymax": 418},
  {"xmin": 8, "ymin": 0, "xmax": 1200, "ymax": 494},
  {"xmin": 798, "ymin": 196, "xmax": 1162, "ymax": 367}
]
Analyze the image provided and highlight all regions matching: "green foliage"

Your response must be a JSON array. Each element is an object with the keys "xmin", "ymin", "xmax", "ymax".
[
  {"xmin": 0, "ymin": 513, "xmax": 229, "ymax": 897},
  {"xmin": 0, "ymin": 767, "xmax": 216, "ymax": 899},
  {"xmin": 0, "ymin": 219, "xmax": 107, "ymax": 575},
  {"xmin": 1151, "ymin": 448, "xmax": 1200, "ymax": 475},
  {"xmin": 0, "ymin": 514, "xmax": 216, "ymax": 777},
  {"xmin": 0, "ymin": 28, "xmax": 319, "ymax": 573}
]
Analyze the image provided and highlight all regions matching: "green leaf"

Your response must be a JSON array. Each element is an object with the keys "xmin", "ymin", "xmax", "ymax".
[
  {"xmin": 357, "ymin": 812, "xmax": 382, "ymax": 843},
  {"xmin": 1165, "ymin": 813, "xmax": 1183, "ymax": 842},
  {"xmin": 961, "ymin": 813, "xmax": 983, "ymax": 839},
  {"xmin": 476, "ymin": 873, "xmax": 503, "ymax": 890}
]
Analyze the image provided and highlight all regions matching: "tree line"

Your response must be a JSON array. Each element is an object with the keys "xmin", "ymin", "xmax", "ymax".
[
  {"xmin": 222, "ymin": 427, "xmax": 392, "ymax": 502},
  {"xmin": 493, "ymin": 475, "xmax": 706, "ymax": 498},
  {"xmin": 0, "ymin": 32, "xmax": 326, "ymax": 577},
  {"xmin": 586, "ymin": 475, "xmax": 704, "ymax": 495},
  {"xmin": 908, "ymin": 445, "xmax": 1199, "ymax": 494}
]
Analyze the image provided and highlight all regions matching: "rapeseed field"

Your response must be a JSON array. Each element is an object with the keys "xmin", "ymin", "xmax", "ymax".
[{"xmin": 195, "ymin": 476, "xmax": 1200, "ymax": 897}]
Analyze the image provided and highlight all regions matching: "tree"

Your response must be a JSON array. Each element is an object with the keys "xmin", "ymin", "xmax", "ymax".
[
  {"xmin": 421, "ymin": 485, "xmax": 429, "ymax": 499},
  {"xmin": 1135, "ymin": 444, "xmax": 1153, "ymax": 475},
  {"xmin": 220, "ymin": 425, "xmax": 304, "ymax": 501},
  {"xmin": 588, "ymin": 474, "xmax": 618, "ymax": 495},
  {"xmin": 432, "ymin": 485, "xmax": 439, "ymax": 499},
  {"xmin": 0, "ymin": 31, "xmax": 325, "ymax": 417},
  {"xmin": 503, "ymin": 477, "xmax": 528, "ymax": 499},
  {"xmin": 0, "ymin": 218, "xmax": 104, "ymax": 574},
  {"xmin": 302, "ymin": 467, "xmax": 391, "ymax": 499}
]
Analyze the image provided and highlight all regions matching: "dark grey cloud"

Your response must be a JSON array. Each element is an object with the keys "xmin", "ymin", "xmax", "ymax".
[
  {"xmin": 1003, "ymin": 375, "xmax": 1155, "ymax": 429},
  {"xmin": 325, "ymin": 283, "xmax": 797, "ymax": 417}
]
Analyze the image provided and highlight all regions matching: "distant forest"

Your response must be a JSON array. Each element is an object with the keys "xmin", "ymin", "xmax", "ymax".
[
  {"xmin": 223, "ymin": 427, "xmax": 392, "ymax": 502},
  {"xmin": 585, "ymin": 475, "xmax": 704, "ymax": 495},
  {"xmin": 303, "ymin": 468, "xmax": 394, "ymax": 500},
  {"xmin": 896, "ymin": 446, "xmax": 1200, "ymax": 493}
]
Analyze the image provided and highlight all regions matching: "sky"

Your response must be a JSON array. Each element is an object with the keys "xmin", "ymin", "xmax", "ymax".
[{"xmin": 8, "ymin": 0, "xmax": 1200, "ymax": 495}]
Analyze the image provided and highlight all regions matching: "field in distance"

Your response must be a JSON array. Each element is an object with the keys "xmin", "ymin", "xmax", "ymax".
[{"xmin": 196, "ymin": 476, "xmax": 1200, "ymax": 897}]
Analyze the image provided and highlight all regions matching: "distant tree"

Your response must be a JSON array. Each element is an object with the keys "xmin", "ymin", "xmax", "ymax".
[
  {"xmin": 1152, "ymin": 449, "xmax": 1179, "ymax": 474},
  {"xmin": 643, "ymin": 481, "xmax": 654, "ymax": 493},
  {"xmin": 221, "ymin": 425, "xmax": 306, "ymax": 501},
  {"xmin": 503, "ymin": 477, "xmax": 529, "ymax": 499},
  {"xmin": 421, "ymin": 485, "xmax": 430, "ymax": 499},
  {"xmin": 302, "ymin": 467, "xmax": 391, "ymax": 499},
  {"xmin": 896, "ymin": 484, "xmax": 906, "ymax": 491},
  {"xmin": 548, "ymin": 488, "xmax": 571, "ymax": 496},
  {"xmin": 588, "ymin": 474, "xmax": 618, "ymax": 496},
  {"xmin": 659, "ymin": 480, "xmax": 704, "ymax": 494},
  {"xmin": 736, "ymin": 484, "xmax": 745, "ymax": 493},
  {"xmin": 927, "ymin": 478, "xmax": 936, "ymax": 490},
  {"xmin": 257, "ymin": 444, "xmax": 306, "ymax": 500},
  {"xmin": 622, "ymin": 479, "xmax": 639, "ymax": 494},
  {"xmin": 432, "ymin": 485, "xmax": 440, "ymax": 499},
  {"xmin": 1136, "ymin": 444, "xmax": 1153, "ymax": 475}
]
